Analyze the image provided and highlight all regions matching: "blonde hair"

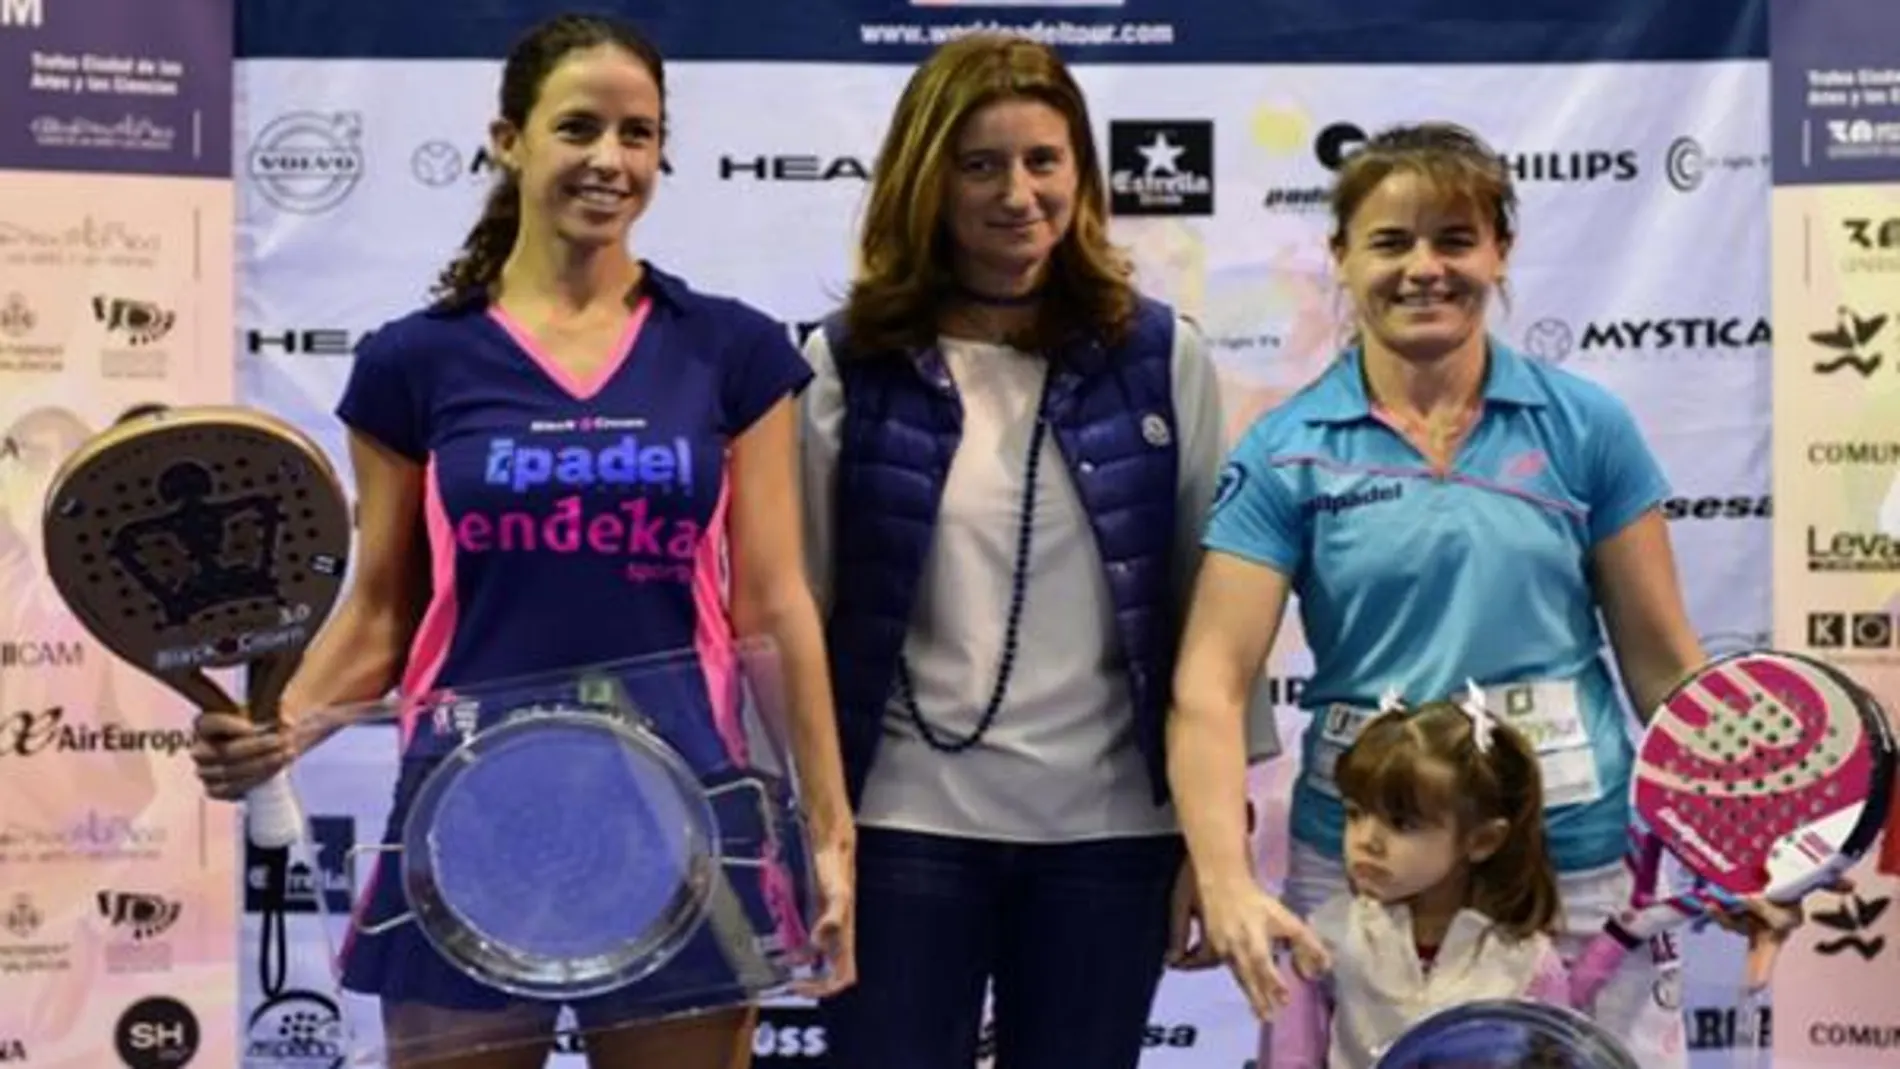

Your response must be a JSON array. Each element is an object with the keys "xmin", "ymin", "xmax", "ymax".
[
  {"xmin": 1336, "ymin": 700, "xmax": 1561, "ymax": 941},
  {"xmin": 842, "ymin": 33, "xmax": 1134, "ymax": 356}
]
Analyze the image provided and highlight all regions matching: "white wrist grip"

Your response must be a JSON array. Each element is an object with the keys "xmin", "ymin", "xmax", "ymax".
[{"xmin": 246, "ymin": 768, "xmax": 305, "ymax": 849}]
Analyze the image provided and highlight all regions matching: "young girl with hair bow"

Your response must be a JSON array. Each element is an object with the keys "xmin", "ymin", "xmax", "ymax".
[{"xmin": 1274, "ymin": 683, "xmax": 1573, "ymax": 1069}]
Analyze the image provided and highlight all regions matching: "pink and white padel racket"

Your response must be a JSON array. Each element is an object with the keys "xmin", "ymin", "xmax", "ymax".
[{"xmin": 1570, "ymin": 649, "xmax": 1895, "ymax": 1014}]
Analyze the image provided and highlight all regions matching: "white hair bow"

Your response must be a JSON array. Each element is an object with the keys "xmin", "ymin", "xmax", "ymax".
[
  {"xmin": 1458, "ymin": 678, "xmax": 1494, "ymax": 753},
  {"xmin": 1377, "ymin": 686, "xmax": 1405, "ymax": 714}
]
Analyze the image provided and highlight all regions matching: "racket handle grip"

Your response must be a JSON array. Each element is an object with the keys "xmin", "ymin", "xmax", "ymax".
[
  {"xmin": 1568, "ymin": 933, "xmax": 1629, "ymax": 1009},
  {"xmin": 246, "ymin": 769, "xmax": 305, "ymax": 849},
  {"xmin": 1613, "ymin": 901, "xmax": 1697, "ymax": 944}
]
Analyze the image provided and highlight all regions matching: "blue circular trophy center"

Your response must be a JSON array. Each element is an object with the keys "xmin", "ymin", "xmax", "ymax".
[{"xmin": 427, "ymin": 721, "xmax": 700, "ymax": 960}]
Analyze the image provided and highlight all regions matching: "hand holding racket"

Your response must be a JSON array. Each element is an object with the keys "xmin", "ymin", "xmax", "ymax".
[
  {"xmin": 1569, "ymin": 649, "xmax": 1896, "ymax": 1010},
  {"xmin": 40, "ymin": 405, "xmax": 352, "ymax": 849}
]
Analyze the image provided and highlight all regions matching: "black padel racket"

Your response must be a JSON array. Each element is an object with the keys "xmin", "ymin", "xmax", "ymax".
[{"xmin": 40, "ymin": 405, "xmax": 351, "ymax": 849}]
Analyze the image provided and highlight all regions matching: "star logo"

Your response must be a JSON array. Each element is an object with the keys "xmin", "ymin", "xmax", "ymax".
[
  {"xmin": 1137, "ymin": 133, "xmax": 1186, "ymax": 177},
  {"xmin": 1107, "ymin": 120, "xmax": 1214, "ymax": 217}
]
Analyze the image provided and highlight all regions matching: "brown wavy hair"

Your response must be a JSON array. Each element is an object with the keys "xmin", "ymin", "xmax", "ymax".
[
  {"xmin": 430, "ymin": 13, "xmax": 666, "ymax": 309},
  {"xmin": 841, "ymin": 33, "xmax": 1134, "ymax": 357},
  {"xmin": 1335, "ymin": 699, "xmax": 1562, "ymax": 941},
  {"xmin": 1329, "ymin": 121, "xmax": 1518, "ymax": 254}
]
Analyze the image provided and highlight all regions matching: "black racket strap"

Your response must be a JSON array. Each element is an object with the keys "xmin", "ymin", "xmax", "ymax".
[
  {"xmin": 247, "ymin": 660, "xmax": 290, "ymax": 998},
  {"xmin": 256, "ymin": 845, "xmax": 290, "ymax": 998}
]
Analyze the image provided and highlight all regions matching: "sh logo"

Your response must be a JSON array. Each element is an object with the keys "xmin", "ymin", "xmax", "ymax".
[{"xmin": 114, "ymin": 996, "xmax": 199, "ymax": 1069}]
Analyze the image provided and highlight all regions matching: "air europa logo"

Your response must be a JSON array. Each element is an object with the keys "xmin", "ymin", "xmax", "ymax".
[{"xmin": 1, "ymin": 707, "xmax": 192, "ymax": 757}]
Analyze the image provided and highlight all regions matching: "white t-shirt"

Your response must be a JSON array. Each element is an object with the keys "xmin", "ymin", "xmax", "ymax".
[{"xmin": 799, "ymin": 318, "xmax": 1222, "ymax": 841}]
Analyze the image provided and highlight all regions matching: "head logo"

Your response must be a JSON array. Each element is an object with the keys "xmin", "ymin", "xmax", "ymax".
[
  {"xmin": 1814, "ymin": 893, "xmax": 1889, "ymax": 960},
  {"xmin": 115, "ymin": 996, "xmax": 199, "ymax": 1069},
  {"xmin": 246, "ymin": 112, "xmax": 364, "ymax": 214},
  {"xmin": 1109, "ymin": 121, "xmax": 1213, "ymax": 216},
  {"xmin": 1811, "ymin": 306, "xmax": 1887, "ymax": 377},
  {"xmin": 718, "ymin": 154, "xmax": 866, "ymax": 181}
]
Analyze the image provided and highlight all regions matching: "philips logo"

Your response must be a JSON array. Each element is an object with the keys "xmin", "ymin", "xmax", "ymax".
[
  {"xmin": 485, "ymin": 436, "xmax": 694, "ymax": 494},
  {"xmin": 1300, "ymin": 483, "xmax": 1402, "ymax": 517}
]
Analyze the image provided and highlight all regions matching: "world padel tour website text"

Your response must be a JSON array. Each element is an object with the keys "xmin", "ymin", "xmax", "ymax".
[{"xmin": 858, "ymin": 19, "xmax": 1176, "ymax": 47}]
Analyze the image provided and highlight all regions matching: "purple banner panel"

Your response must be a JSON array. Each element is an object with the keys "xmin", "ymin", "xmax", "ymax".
[
  {"xmin": 0, "ymin": 0, "xmax": 233, "ymax": 177},
  {"xmin": 1771, "ymin": 0, "xmax": 1900, "ymax": 186}
]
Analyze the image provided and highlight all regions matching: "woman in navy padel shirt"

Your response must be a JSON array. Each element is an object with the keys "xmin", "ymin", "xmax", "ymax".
[{"xmin": 189, "ymin": 14, "xmax": 854, "ymax": 1069}]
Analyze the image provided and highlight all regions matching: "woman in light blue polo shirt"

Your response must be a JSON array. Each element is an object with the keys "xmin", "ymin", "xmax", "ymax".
[{"xmin": 1166, "ymin": 123, "xmax": 1788, "ymax": 1067}]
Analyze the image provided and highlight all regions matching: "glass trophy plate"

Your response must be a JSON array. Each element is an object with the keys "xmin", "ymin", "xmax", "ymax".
[
  {"xmin": 276, "ymin": 637, "xmax": 826, "ymax": 1066},
  {"xmin": 1372, "ymin": 1000, "xmax": 1642, "ymax": 1069}
]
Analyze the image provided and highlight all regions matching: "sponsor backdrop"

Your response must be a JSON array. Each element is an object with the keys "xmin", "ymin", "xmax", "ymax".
[
  {"xmin": 1769, "ymin": 1, "xmax": 1900, "ymax": 1067},
  {"xmin": 0, "ymin": 0, "xmax": 239, "ymax": 1068}
]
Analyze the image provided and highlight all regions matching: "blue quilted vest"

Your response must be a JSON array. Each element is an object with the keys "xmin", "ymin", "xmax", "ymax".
[{"xmin": 822, "ymin": 298, "xmax": 1182, "ymax": 809}]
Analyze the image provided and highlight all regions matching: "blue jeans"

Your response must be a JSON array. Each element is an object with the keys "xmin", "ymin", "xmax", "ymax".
[{"xmin": 820, "ymin": 827, "xmax": 1184, "ymax": 1069}]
